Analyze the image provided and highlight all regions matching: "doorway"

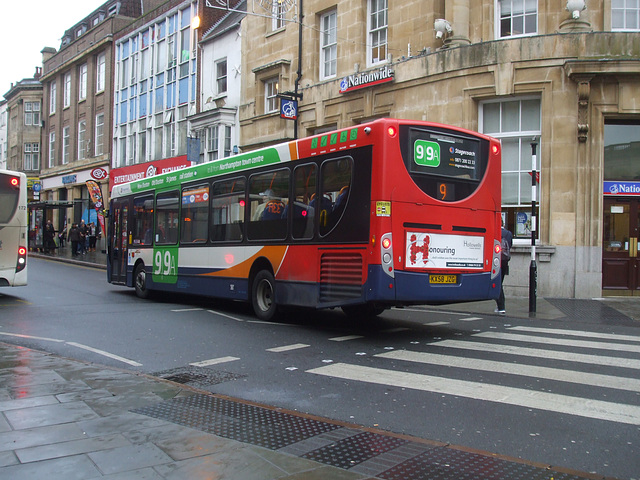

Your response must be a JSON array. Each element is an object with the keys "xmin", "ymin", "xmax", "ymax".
[{"xmin": 602, "ymin": 197, "xmax": 640, "ymax": 294}]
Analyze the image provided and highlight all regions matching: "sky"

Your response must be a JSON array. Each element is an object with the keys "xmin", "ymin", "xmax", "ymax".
[{"xmin": 0, "ymin": 0, "xmax": 107, "ymax": 97}]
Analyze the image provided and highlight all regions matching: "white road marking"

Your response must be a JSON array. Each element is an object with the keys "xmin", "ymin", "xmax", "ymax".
[
  {"xmin": 377, "ymin": 349, "xmax": 640, "ymax": 393},
  {"xmin": 207, "ymin": 310, "xmax": 245, "ymax": 322},
  {"xmin": 190, "ymin": 356, "xmax": 240, "ymax": 367},
  {"xmin": 0, "ymin": 332, "xmax": 64, "ymax": 343},
  {"xmin": 329, "ymin": 335, "xmax": 364, "ymax": 342},
  {"xmin": 171, "ymin": 308, "xmax": 204, "ymax": 312},
  {"xmin": 66, "ymin": 342, "xmax": 143, "ymax": 367},
  {"xmin": 509, "ymin": 326, "xmax": 640, "ymax": 343},
  {"xmin": 474, "ymin": 331, "xmax": 640, "ymax": 354},
  {"xmin": 460, "ymin": 317, "xmax": 482, "ymax": 322},
  {"xmin": 267, "ymin": 343, "xmax": 310, "ymax": 353},
  {"xmin": 434, "ymin": 339, "xmax": 640, "ymax": 369},
  {"xmin": 307, "ymin": 363, "xmax": 640, "ymax": 426},
  {"xmin": 423, "ymin": 322, "xmax": 449, "ymax": 326}
]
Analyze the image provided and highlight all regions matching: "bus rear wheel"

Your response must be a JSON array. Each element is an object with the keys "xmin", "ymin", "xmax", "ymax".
[
  {"xmin": 134, "ymin": 264, "xmax": 150, "ymax": 299},
  {"xmin": 251, "ymin": 270, "xmax": 277, "ymax": 321}
]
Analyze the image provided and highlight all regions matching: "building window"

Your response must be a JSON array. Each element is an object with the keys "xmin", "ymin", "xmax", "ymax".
[
  {"xmin": 216, "ymin": 59, "xmax": 227, "ymax": 95},
  {"xmin": 24, "ymin": 102, "xmax": 41, "ymax": 126},
  {"xmin": 97, "ymin": 53, "xmax": 106, "ymax": 92},
  {"xmin": 368, "ymin": 0, "xmax": 387, "ymax": 66},
  {"xmin": 48, "ymin": 131, "xmax": 55, "ymax": 167},
  {"xmin": 320, "ymin": 10, "xmax": 337, "ymax": 79},
  {"xmin": 498, "ymin": 0, "xmax": 537, "ymax": 38},
  {"xmin": 78, "ymin": 64, "xmax": 87, "ymax": 101},
  {"xmin": 24, "ymin": 143, "xmax": 40, "ymax": 171},
  {"xmin": 224, "ymin": 125, "xmax": 232, "ymax": 157},
  {"xmin": 62, "ymin": 126, "xmax": 70, "ymax": 164},
  {"xmin": 480, "ymin": 97, "xmax": 541, "ymax": 239},
  {"xmin": 612, "ymin": 1, "xmax": 640, "ymax": 30},
  {"xmin": 272, "ymin": 2, "xmax": 286, "ymax": 30},
  {"xmin": 63, "ymin": 72, "xmax": 71, "ymax": 108},
  {"xmin": 604, "ymin": 121, "xmax": 640, "ymax": 180},
  {"xmin": 95, "ymin": 113, "xmax": 104, "ymax": 156},
  {"xmin": 265, "ymin": 77, "xmax": 279, "ymax": 114},
  {"xmin": 78, "ymin": 120, "xmax": 87, "ymax": 159},
  {"xmin": 50, "ymin": 81, "xmax": 56, "ymax": 114}
]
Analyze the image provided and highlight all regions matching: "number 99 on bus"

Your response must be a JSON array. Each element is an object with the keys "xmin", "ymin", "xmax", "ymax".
[{"xmin": 414, "ymin": 140, "xmax": 440, "ymax": 167}]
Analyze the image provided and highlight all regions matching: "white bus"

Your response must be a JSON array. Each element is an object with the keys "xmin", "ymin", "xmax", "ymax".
[{"xmin": 0, "ymin": 170, "xmax": 28, "ymax": 286}]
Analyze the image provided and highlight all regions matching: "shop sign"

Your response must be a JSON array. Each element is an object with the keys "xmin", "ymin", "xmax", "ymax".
[
  {"xmin": 604, "ymin": 181, "xmax": 640, "ymax": 195},
  {"xmin": 62, "ymin": 174, "xmax": 77, "ymax": 184},
  {"xmin": 339, "ymin": 65, "xmax": 394, "ymax": 94},
  {"xmin": 91, "ymin": 167, "xmax": 109, "ymax": 180},
  {"xmin": 109, "ymin": 155, "xmax": 193, "ymax": 192}
]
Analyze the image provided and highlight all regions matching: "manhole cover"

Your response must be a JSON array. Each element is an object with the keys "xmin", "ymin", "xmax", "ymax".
[{"xmin": 153, "ymin": 366, "xmax": 245, "ymax": 388}]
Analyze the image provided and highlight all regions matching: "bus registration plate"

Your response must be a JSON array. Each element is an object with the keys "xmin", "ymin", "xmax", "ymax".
[{"xmin": 430, "ymin": 274, "xmax": 457, "ymax": 284}]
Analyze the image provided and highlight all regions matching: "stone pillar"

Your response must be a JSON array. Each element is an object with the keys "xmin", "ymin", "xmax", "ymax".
[{"xmin": 444, "ymin": 0, "xmax": 470, "ymax": 47}]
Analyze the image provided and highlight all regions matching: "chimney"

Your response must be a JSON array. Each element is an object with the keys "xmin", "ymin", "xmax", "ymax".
[{"xmin": 34, "ymin": 67, "xmax": 42, "ymax": 80}]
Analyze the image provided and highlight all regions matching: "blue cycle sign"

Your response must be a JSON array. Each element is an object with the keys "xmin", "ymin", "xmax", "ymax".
[
  {"xmin": 280, "ymin": 99, "xmax": 297, "ymax": 120},
  {"xmin": 604, "ymin": 181, "xmax": 640, "ymax": 195}
]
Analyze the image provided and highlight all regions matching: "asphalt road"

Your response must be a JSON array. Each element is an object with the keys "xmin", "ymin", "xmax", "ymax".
[{"xmin": 1, "ymin": 257, "xmax": 639, "ymax": 480}]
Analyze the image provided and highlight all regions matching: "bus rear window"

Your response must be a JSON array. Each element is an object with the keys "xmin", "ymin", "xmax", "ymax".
[
  {"xmin": 0, "ymin": 176, "xmax": 20, "ymax": 223},
  {"xmin": 401, "ymin": 126, "xmax": 488, "ymax": 202}
]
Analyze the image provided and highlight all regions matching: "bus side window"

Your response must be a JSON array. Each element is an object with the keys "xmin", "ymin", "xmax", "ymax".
[
  {"xmin": 181, "ymin": 184, "xmax": 209, "ymax": 244},
  {"xmin": 291, "ymin": 164, "xmax": 316, "ymax": 240},
  {"xmin": 248, "ymin": 169, "xmax": 289, "ymax": 240},
  {"xmin": 155, "ymin": 191, "xmax": 179, "ymax": 245},
  {"xmin": 211, "ymin": 177, "xmax": 245, "ymax": 242},
  {"xmin": 132, "ymin": 195, "xmax": 154, "ymax": 246},
  {"xmin": 319, "ymin": 157, "xmax": 353, "ymax": 237}
]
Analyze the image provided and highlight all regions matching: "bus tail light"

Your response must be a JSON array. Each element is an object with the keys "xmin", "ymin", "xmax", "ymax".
[
  {"xmin": 380, "ymin": 232, "xmax": 394, "ymax": 278},
  {"xmin": 387, "ymin": 126, "xmax": 397, "ymax": 137},
  {"xmin": 491, "ymin": 143, "xmax": 500, "ymax": 156},
  {"xmin": 16, "ymin": 246, "xmax": 27, "ymax": 273},
  {"xmin": 10, "ymin": 177, "xmax": 20, "ymax": 188},
  {"xmin": 491, "ymin": 239, "xmax": 501, "ymax": 279}
]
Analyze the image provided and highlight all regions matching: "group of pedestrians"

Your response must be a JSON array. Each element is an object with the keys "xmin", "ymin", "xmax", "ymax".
[{"xmin": 67, "ymin": 220, "xmax": 99, "ymax": 256}]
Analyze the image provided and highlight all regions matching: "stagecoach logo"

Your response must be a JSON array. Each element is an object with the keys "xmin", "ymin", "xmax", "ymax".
[
  {"xmin": 146, "ymin": 165, "xmax": 158, "ymax": 178},
  {"xmin": 90, "ymin": 167, "xmax": 108, "ymax": 180},
  {"xmin": 339, "ymin": 65, "xmax": 394, "ymax": 94}
]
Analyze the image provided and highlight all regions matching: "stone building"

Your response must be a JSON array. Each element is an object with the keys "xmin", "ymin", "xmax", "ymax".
[
  {"xmin": 38, "ymin": 0, "xmax": 144, "ymax": 233},
  {"xmin": 238, "ymin": 0, "xmax": 640, "ymax": 298}
]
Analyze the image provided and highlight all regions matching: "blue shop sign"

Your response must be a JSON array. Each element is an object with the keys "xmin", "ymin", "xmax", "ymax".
[
  {"xmin": 604, "ymin": 181, "xmax": 640, "ymax": 195},
  {"xmin": 62, "ymin": 174, "xmax": 77, "ymax": 184}
]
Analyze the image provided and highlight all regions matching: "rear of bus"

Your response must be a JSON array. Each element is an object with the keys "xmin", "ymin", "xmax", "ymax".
[
  {"xmin": 0, "ymin": 170, "xmax": 28, "ymax": 287},
  {"xmin": 366, "ymin": 119, "xmax": 501, "ymax": 306}
]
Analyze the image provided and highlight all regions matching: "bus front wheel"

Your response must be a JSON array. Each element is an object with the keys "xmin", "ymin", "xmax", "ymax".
[
  {"xmin": 251, "ymin": 270, "xmax": 277, "ymax": 321},
  {"xmin": 134, "ymin": 264, "xmax": 150, "ymax": 299}
]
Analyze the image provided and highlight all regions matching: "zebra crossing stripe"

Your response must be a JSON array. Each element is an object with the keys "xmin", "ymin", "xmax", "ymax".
[
  {"xmin": 306, "ymin": 363, "xmax": 640, "ymax": 425},
  {"xmin": 473, "ymin": 331, "xmax": 640, "ymax": 354},
  {"xmin": 434, "ymin": 339, "xmax": 640, "ymax": 369},
  {"xmin": 376, "ymin": 350, "xmax": 640, "ymax": 393},
  {"xmin": 509, "ymin": 326, "xmax": 640, "ymax": 343}
]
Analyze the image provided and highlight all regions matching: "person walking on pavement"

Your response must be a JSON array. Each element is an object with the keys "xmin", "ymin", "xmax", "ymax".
[
  {"xmin": 78, "ymin": 220, "xmax": 88, "ymax": 255},
  {"xmin": 88, "ymin": 222, "xmax": 97, "ymax": 252},
  {"xmin": 496, "ymin": 218, "xmax": 513, "ymax": 315},
  {"xmin": 67, "ymin": 223, "xmax": 81, "ymax": 256}
]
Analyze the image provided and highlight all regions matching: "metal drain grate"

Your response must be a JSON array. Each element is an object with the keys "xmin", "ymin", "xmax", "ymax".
[
  {"xmin": 547, "ymin": 298, "xmax": 633, "ymax": 325},
  {"xmin": 378, "ymin": 447, "xmax": 587, "ymax": 480},
  {"xmin": 133, "ymin": 394, "xmax": 341, "ymax": 450},
  {"xmin": 133, "ymin": 393, "xmax": 599, "ymax": 480},
  {"xmin": 152, "ymin": 366, "xmax": 246, "ymax": 388},
  {"xmin": 303, "ymin": 431, "xmax": 407, "ymax": 469}
]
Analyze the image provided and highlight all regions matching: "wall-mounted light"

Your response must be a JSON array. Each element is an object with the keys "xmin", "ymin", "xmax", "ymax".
[
  {"xmin": 434, "ymin": 19, "xmax": 452, "ymax": 39},
  {"xmin": 566, "ymin": 0, "xmax": 586, "ymax": 19},
  {"xmin": 191, "ymin": 15, "xmax": 201, "ymax": 29}
]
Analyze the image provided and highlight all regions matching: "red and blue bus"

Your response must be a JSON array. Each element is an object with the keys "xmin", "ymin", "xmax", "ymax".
[
  {"xmin": 0, "ymin": 169, "xmax": 28, "ymax": 287},
  {"xmin": 108, "ymin": 118, "xmax": 502, "ymax": 320}
]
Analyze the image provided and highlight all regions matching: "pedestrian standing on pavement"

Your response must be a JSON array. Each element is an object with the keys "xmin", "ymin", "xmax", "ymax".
[
  {"xmin": 68, "ymin": 223, "xmax": 81, "ymax": 256},
  {"xmin": 78, "ymin": 220, "xmax": 88, "ymax": 255},
  {"xmin": 43, "ymin": 220, "xmax": 56, "ymax": 254},
  {"xmin": 496, "ymin": 218, "xmax": 513, "ymax": 315},
  {"xmin": 88, "ymin": 222, "xmax": 97, "ymax": 252}
]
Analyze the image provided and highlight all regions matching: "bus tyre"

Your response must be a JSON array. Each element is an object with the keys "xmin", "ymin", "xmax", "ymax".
[
  {"xmin": 252, "ymin": 270, "xmax": 277, "ymax": 321},
  {"xmin": 134, "ymin": 264, "xmax": 150, "ymax": 299}
]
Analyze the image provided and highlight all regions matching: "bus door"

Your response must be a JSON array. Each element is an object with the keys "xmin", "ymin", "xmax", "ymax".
[
  {"xmin": 110, "ymin": 199, "xmax": 129, "ymax": 284},
  {"xmin": 602, "ymin": 197, "xmax": 640, "ymax": 293}
]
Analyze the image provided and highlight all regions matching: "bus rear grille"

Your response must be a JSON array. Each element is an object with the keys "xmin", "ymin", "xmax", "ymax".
[{"xmin": 319, "ymin": 252, "xmax": 363, "ymax": 302}]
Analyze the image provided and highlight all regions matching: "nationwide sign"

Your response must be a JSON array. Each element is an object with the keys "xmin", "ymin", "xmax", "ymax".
[
  {"xmin": 339, "ymin": 65, "xmax": 394, "ymax": 94},
  {"xmin": 604, "ymin": 181, "xmax": 640, "ymax": 195}
]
